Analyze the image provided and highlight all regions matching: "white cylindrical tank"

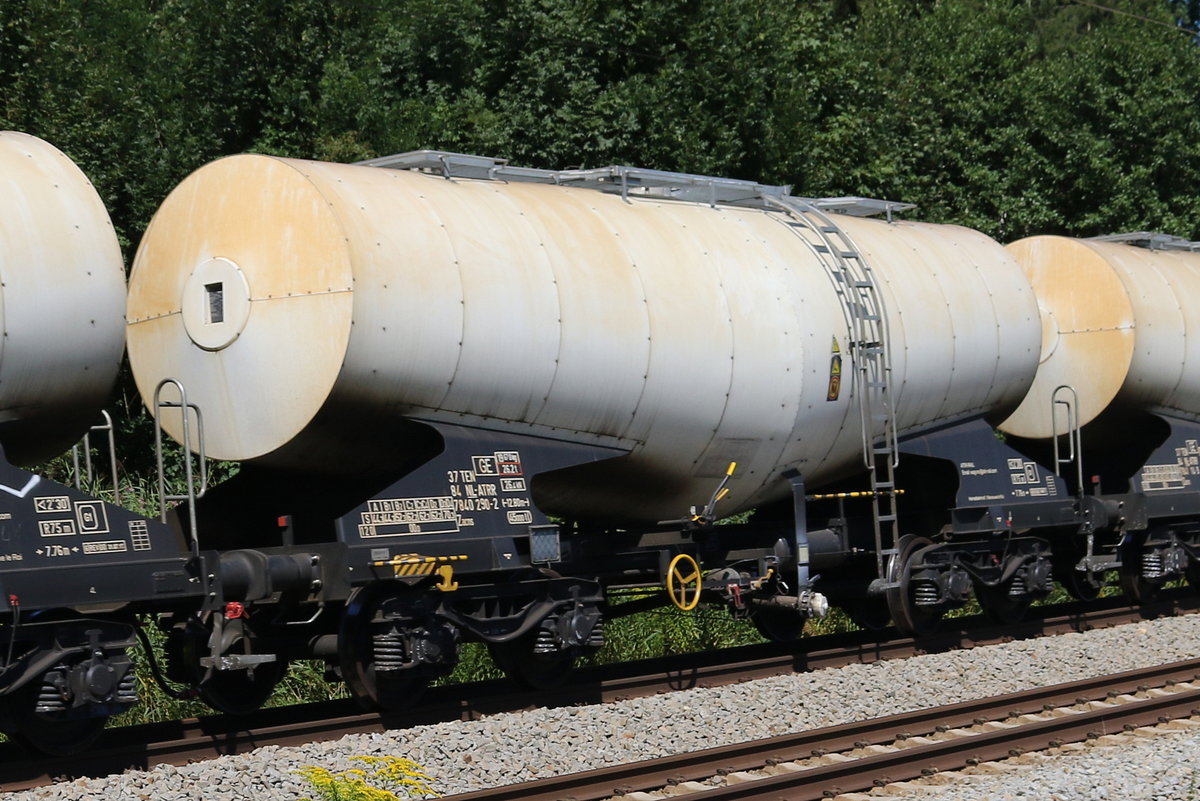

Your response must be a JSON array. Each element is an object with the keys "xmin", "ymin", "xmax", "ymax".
[
  {"xmin": 0, "ymin": 132, "xmax": 126, "ymax": 465},
  {"xmin": 127, "ymin": 155, "xmax": 1040, "ymax": 521},
  {"xmin": 998, "ymin": 235, "xmax": 1200, "ymax": 439}
]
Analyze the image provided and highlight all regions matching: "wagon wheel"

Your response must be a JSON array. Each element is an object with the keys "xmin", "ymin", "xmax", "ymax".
[
  {"xmin": 0, "ymin": 675, "xmax": 108, "ymax": 756},
  {"xmin": 885, "ymin": 534, "xmax": 942, "ymax": 637},
  {"xmin": 488, "ymin": 629, "xmax": 579, "ymax": 691},
  {"xmin": 338, "ymin": 583, "xmax": 428, "ymax": 712},
  {"xmin": 172, "ymin": 614, "xmax": 288, "ymax": 715},
  {"xmin": 973, "ymin": 579, "xmax": 1031, "ymax": 625},
  {"xmin": 1054, "ymin": 557, "xmax": 1103, "ymax": 602},
  {"xmin": 844, "ymin": 596, "xmax": 892, "ymax": 631}
]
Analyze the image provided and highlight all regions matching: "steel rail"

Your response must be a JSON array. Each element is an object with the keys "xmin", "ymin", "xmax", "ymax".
[
  {"xmin": 0, "ymin": 593, "xmax": 1195, "ymax": 790},
  {"xmin": 440, "ymin": 659, "xmax": 1200, "ymax": 801}
]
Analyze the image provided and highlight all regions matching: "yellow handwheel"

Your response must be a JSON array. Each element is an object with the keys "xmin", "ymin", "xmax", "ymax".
[{"xmin": 666, "ymin": 553, "xmax": 702, "ymax": 611}]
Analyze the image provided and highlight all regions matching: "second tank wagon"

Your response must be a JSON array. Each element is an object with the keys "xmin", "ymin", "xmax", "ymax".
[
  {"xmin": 127, "ymin": 151, "xmax": 1041, "ymax": 524},
  {"xmin": 1001, "ymin": 233, "xmax": 1200, "ymax": 442},
  {"xmin": 0, "ymin": 131, "xmax": 126, "ymax": 465}
]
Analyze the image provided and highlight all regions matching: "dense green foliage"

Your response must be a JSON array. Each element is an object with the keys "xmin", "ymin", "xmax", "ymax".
[
  {"xmin": 4, "ymin": 0, "xmax": 1199, "ymax": 249},
  {"xmin": 5, "ymin": 0, "xmax": 1200, "ymax": 452}
]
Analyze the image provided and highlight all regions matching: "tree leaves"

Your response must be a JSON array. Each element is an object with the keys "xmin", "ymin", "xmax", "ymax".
[
  {"xmin": 3, "ymin": 0, "xmax": 1199, "ymax": 245},
  {"xmin": 4, "ymin": 0, "xmax": 1200, "ymax": 473}
]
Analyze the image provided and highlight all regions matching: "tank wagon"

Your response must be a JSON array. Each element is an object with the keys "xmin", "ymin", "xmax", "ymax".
[
  {"xmin": 999, "ymin": 233, "xmax": 1200, "ymax": 603},
  {"xmin": 0, "ymin": 132, "xmax": 198, "ymax": 754},
  {"xmin": 124, "ymin": 150, "xmax": 1047, "ymax": 707},
  {"xmin": 3, "ymin": 142, "xmax": 1200, "ymax": 755}
]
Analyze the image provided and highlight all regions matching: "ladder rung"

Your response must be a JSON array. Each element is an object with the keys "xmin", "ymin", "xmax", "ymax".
[
  {"xmin": 813, "ymin": 244, "xmax": 830, "ymax": 253},
  {"xmin": 820, "ymin": 226, "xmax": 839, "ymax": 233},
  {"xmin": 877, "ymin": 514, "xmax": 898, "ymax": 523},
  {"xmin": 841, "ymin": 251, "xmax": 861, "ymax": 259},
  {"xmin": 852, "ymin": 280, "xmax": 875, "ymax": 288},
  {"xmin": 856, "ymin": 312, "xmax": 881, "ymax": 322}
]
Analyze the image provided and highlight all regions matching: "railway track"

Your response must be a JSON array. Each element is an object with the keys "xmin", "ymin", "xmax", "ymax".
[
  {"xmin": 442, "ymin": 658, "xmax": 1200, "ymax": 801},
  {"xmin": 1, "ymin": 592, "xmax": 1195, "ymax": 791}
]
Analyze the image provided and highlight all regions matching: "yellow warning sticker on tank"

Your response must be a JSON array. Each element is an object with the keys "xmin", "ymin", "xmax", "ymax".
[{"xmin": 826, "ymin": 337, "xmax": 842, "ymax": 401}]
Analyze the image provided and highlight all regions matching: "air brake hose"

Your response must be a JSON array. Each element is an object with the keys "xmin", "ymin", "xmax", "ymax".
[{"xmin": 135, "ymin": 624, "xmax": 200, "ymax": 701}]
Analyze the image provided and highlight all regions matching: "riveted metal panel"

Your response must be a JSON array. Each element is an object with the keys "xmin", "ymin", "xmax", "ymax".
[
  {"xmin": 299, "ymin": 161, "xmax": 465, "ymax": 416},
  {"xmin": 602, "ymin": 197, "xmax": 735, "ymax": 474},
  {"xmin": 838, "ymin": 218, "xmax": 1040, "ymax": 438},
  {"xmin": 741, "ymin": 209, "xmax": 850, "ymax": 492},
  {"xmin": 1003, "ymin": 236, "xmax": 1200, "ymax": 439},
  {"xmin": 0, "ymin": 132, "xmax": 125, "ymax": 465},
  {"xmin": 1099, "ymin": 243, "xmax": 1200, "ymax": 418},
  {"xmin": 654, "ymin": 203, "xmax": 802, "ymax": 486},
  {"xmin": 127, "ymin": 155, "xmax": 355, "ymax": 462},
  {"xmin": 499, "ymin": 183, "xmax": 651, "ymax": 439},
  {"xmin": 129, "ymin": 154, "xmax": 1040, "ymax": 522},
  {"xmin": 414, "ymin": 179, "xmax": 561, "ymax": 424}
]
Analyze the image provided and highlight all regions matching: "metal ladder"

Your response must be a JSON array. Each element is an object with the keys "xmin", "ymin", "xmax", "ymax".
[
  {"xmin": 1051, "ymin": 385, "xmax": 1110, "ymax": 577},
  {"xmin": 1051, "ymin": 385, "xmax": 1084, "ymax": 496},
  {"xmin": 153, "ymin": 378, "xmax": 209, "ymax": 559},
  {"xmin": 367, "ymin": 149, "xmax": 912, "ymax": 579},
  {"xmin": 70, "ymin": 409, "xmax": 121, "ymax": 506},
  {"xmin": 769, "ymin": 197, "xmax": 900, "ymax": 578}
]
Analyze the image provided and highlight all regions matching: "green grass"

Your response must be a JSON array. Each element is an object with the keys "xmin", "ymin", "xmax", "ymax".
[
  {"xmin": 111, "ymin": 587, "xmax": 920, "ymax": 726},
  {"xmin": 37, "ymin": 451, "xmax": 1186, "ymax": 730},
  {"xmin": 110, "ymin": 563, "xmax": 1164, "ymax": 726},
  {"xmin": 64, "ymin": 567, "xmax": 1188, "ymax": 731},
  {"xmin": 112, "ymin": 599, "xmax": 780, "ymax": 725}
]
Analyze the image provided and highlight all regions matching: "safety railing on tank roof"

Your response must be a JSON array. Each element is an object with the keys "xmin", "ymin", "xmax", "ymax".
[
  {"xmin": 1090, "ymin": 232, "xmax": 1200, "ymax": 252},
  {"xmin": 357, "ymin": 149, "xmax": 915, "ymax": 218}
]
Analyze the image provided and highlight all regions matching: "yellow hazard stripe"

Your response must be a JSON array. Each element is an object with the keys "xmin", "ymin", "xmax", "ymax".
[
  {"xmin": 396, "ymin": 563, "xmax": 436, "ymax": 576},
  {"xmin": 370, "ymin": 554, "xmax": 469, "ymax": 571}
]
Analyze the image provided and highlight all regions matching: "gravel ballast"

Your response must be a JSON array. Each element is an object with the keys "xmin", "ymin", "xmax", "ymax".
[
  {"xmin": 864, "ymin": 721, "xmax": 1200, "ymax": 801},
  {"xmin": 9, "ymin": 613, "xmax": 1200, "ymax": 801}
]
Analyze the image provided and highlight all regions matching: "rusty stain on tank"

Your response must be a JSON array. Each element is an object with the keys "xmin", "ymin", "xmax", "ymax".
[
  {"xmin": 999, "ymin": 235, "xmax": 1200, "ymax": 440},
  {"xmin": 128, "ymin": 154, "xmax": 1040, "ymax": 522}
]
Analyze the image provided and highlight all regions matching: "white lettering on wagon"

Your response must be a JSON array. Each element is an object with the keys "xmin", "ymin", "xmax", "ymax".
[{"xmin": 358, "ymin": 496, "xmax": 460, "ymax": 537}]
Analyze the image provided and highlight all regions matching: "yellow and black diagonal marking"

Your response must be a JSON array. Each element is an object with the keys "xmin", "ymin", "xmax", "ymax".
[{"xmin": 373, "ymin": 553, "xmax": 468, "ymax": 578}]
